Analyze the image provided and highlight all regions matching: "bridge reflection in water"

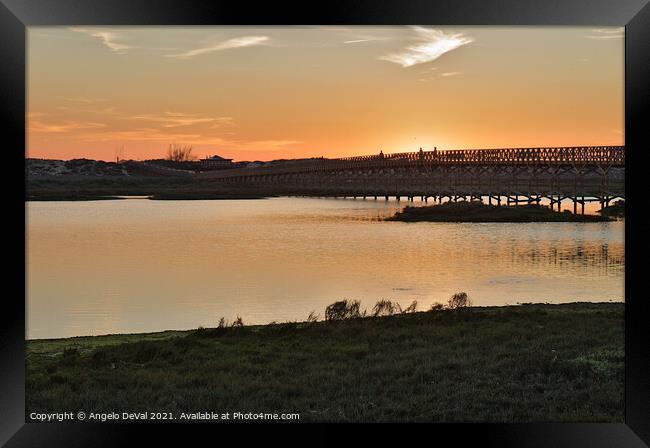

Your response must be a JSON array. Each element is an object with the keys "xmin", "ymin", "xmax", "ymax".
[{"xmin": 201, "ymin": 146, "xmax": 625, "ymax": 214}]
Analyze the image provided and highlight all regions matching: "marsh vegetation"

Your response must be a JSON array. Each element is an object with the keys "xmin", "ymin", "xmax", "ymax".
[
  {"xmin": 27, "ymin": 301, "xmax": 623, "ymax": 422},
  {"xmin": 387, "ymin": 201, "xmax": 612, "ymax": 222}
]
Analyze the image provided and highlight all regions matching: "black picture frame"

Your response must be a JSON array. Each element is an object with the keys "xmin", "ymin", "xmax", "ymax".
[{"xmin": 2, "ymin": 0, "xmax": 648, "ymax": 445}]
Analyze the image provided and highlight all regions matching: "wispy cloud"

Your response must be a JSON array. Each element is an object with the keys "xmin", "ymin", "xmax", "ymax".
[
  {"xmin": 586, "ymin": 28, "xmax": 624, "ymax": 39},
  {"xmin": 248, "ymin": 140, "xmax": 302, "ymax": 148},
  {"xmin": 60, "ymin": 96, "xmax": 108, "ymax": 104},
  {"xmin": 209, "ymin": 117, "xmax": 235, "ymax": 128},
  {"xmin": 28, "ymin": 103, "xmax": 298, "ymax": 151},
  {"xmin": 380, "ymin": 27, "xmax": 473, "ymax": 67},
  {"xmin": 54, "ymin": 101, "xmax": 118, "ymax": 117},
  {"xmin": 69, "ymin": 28, "xmax": 132, "ymax": 53},
  {"xmin": 166, "ymin": 36, "xmax": 269, "ymax": 59},
  {"xmin": 73, "ymin": 128, "xmax": 206, "ymax": 143},
  {"xmin": 310, "ymin": 26, "xmax": 392, "ymax": 46},
  {"xmin": 29, "ymin": 120, "xmax": 107, "ymax": 133},
  {"xmin": 418, "ymin": 71, "xmax": 462, "ymax": 82},
  {"xmin": 341, "ymin": 34, "xmax": 390, "ymax": 45},
  {"xmin": 72, "ymin": 130, "xmax": 300, "ymax": 151},
  {"xmin": 128, "ymin": 112, "xmax": 234, "ymax": 128}
]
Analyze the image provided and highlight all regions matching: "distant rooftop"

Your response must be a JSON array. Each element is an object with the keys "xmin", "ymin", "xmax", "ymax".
[{"xmin": 202, "ymin": 155, "xmax": 233, "ymax": 161}]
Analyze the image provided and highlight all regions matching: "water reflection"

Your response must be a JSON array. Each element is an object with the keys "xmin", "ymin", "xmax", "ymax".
[{"xmin": 26, "ymin": 197, "xmax": 624, "ymax": 339}]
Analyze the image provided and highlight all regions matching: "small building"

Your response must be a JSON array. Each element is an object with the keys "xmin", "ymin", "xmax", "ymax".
[{"xmin": 200, "ymin": 154, "xmax": 234, "ymax": 170}]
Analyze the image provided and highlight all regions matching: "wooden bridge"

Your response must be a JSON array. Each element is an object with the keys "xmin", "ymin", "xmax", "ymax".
[{"xmin": 200, "ymin": 146, "xmax": 625, "ymax": 212}]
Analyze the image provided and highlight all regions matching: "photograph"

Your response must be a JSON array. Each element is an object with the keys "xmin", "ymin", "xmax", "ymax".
[{"xmin": 24, "ymin": 25, "xmax": 626, "ymax": 424}]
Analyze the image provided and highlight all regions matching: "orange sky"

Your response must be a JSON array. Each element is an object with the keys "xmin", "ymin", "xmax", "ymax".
[{"xmin": 27, "ymin": 26, "xmax": 624, "ymax": 162}]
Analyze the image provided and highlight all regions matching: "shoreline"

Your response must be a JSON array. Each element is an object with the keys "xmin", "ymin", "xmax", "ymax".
[
  {"xmin": 24, "ymin": 194, "xmax": 623, "ymax": 221},
  {"xmin": 26, "ymin": 301, "xmax": 622, "ymax": 342},
  {"xmin": 26, "ymin": 194, "xmax": 273, "ymax": 201}
]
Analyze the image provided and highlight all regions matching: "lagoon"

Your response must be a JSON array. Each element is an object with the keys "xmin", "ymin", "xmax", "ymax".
[{"xmin": 26, "ymin": 197, "xmax": 624, "ymax": 339}]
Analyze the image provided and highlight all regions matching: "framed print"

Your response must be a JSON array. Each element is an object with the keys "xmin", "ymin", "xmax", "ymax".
[{"xmin": 2, "ymin": 0, "xmax": 649, "ymax": 445}]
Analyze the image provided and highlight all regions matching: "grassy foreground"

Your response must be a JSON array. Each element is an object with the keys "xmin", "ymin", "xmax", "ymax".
[{"xmin": 26, "ymin": 302, "xmax": 623, "ymax": 422}]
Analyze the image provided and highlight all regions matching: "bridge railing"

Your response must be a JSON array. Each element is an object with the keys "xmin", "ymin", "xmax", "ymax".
[
  {"xmin": 201, "ymin": 146, "xmax": 624, "ymax": 179},
  {"xmin": 338, "ymin": 146, "xmax": 625, "ymax": 164}
]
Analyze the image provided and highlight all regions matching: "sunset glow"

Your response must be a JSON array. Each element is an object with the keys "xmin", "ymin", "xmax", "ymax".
[{"xmin": 28, "ymin": 26, "xmax": 624, "ymax": 162}]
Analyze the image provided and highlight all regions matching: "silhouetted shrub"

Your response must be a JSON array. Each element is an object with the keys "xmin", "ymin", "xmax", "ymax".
[
  {"xmin": 231, "ymin": 316, "xmax": 244, "ymax": 327},
  {"xmin": 401, "ymin": 300, "xmax": 418, "ymax": 314},
  {"xmin": 166, "ymin": 143, "xmax": 196, "ymax": 162},
  {"xmin": 372, "ymin": 299, "xmax": 396, "ymax": 317},
  {"xmin": 447, "ymin": 292, "xmax": 472, "ymax": 310},
  {"xmin": 325, "ymin": 300, "xmax": 362, "ymax": 321},
  {"xmin": 306, "ymin": 311, "xmax": 319, "ymax": 323},
  {"xmin": 430, "ymin": 302, "xmax": 445, "ymax": 312}
]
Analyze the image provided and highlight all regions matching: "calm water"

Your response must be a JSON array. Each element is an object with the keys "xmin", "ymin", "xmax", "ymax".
[{"xmin": 26, "ymin": 197, "xmax": 624, "ymax": 339}]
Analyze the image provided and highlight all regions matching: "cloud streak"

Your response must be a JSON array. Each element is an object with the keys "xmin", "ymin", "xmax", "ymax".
[
  {"xmin": 70, "ymin": 129, "xmax": 301, "ymax": 152},
  {"xmin": 128, "ymin": 112, "xmax": 234, "ymax": 128},
  {"xmin": 586, "ymin": 28, "xmax": 624, "ymax": 39},
  {"xmin": 167, "ymin": 36, "xmax": 269, "ymax": 59},
  {"xmin": 380, "ymin": 27, "xmax": 473, "ymax": 67},
  {"xmin": 70, "ymin": 28, "xmax": 132, "ymax": 53},
  {"xmin": 29, "ymin": 120, "xmax": 107, "ymax": 133},
  {"xmin": 418, "ymin": 71, "xmax": 462, "ymax": 82},
  {"xmin": 248, "ymin": 139, "xmax": 302, "ymax": 148}
]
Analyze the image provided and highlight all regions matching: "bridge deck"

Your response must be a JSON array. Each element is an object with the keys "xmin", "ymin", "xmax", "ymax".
[{"xmin": 201, "ymin": 146, "xmax": 624, "ymax": 179}]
